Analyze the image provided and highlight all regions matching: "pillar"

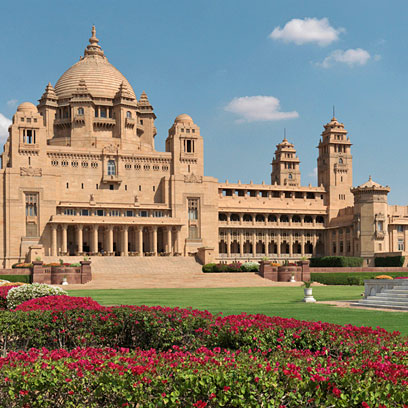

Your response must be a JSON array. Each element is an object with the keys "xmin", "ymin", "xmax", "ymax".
[
  {"xmin": 239, "ymin": 229, "xmax": 243, "ymax": 256},
  {"xmin": 76, "ymin": 224, "xmax": 83, "ymax": 255},
  {"xmin": 152, "ymin": 226, "xmax": 157, "ymax": 255},
  {"xmin": 174, "ymin": 227, "xmax": 180, "ymax": 254},
  {"xmin": 108, "ymin": 225, "xmax": 114, "ymax": 254},
  {"xmin": 92, "ymin": 225, "xmax": 98, "ymax": 253},
  {"xmin": 51, "ymin": 224, "xmax": 57, "ymax": 257},
  {"xmin": 137, "ymin": 226, "xmax": 143, "ymax": 256},
  {"xmin": 265, "ymin": 232, "xmax": 269, "ymax": 257},
  {"xmin": 122, "ymin": 226, "xmax": 128, "ymax": 256},
  {"xmin": 227, "ymin": 229, "xmax": 231, "ymax": 257},
  {"xmin": 289, "ymin": 231, "xmax": 293, "ymax": 257},
  {"xmin": 252, "ymin": 230, "xmax": 256, "ymax": 257},
  {"xmin": 301, "ymin": 231, "xmax": 305, "ymax": 256},
  {"xmin": 277, "ymin": 232, "xmax": 281, "ymax": 257},
  {"xmin": 62, "ymin": 224, "xmax": 68, "ymax": 254},
  {"xmin": 166, "ymin": 227, "xmax": 172, "ymax": 253}
]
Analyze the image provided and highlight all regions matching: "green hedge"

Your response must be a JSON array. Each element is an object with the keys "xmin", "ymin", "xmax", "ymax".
[
  {"xmin": 311, "ymin": 271, "xmax": 408, "ymax": 285},
  {"xmin": 375, "ymin": 256, "xmax": 405, "ymax": 267},
  {"xmin": 0, "ymin": 275, "xmax": 31, "ymax": 283},
  {"xmin": 309, "ymin": 256, "xmax": 364, "ymax": 267},
  {"xmin": 202, "ymin": 262, "xmax": 259, "ymax": 273}
]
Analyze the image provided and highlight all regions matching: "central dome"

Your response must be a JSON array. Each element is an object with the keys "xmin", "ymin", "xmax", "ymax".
[{"xmin": 55, "ymin": 26, "xmax": 136, "ymax": 100}]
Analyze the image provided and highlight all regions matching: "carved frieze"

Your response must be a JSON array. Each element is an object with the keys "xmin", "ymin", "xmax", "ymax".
[
  {"xmin": 20, "ymin": 167, "xmax": 42, "ymax": 177},
  {"xmin": 184, "ymin": 173, "xmax": 203, "ymax": 183}
]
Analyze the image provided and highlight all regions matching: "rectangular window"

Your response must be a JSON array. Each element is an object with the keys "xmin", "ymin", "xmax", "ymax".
[
  {"xmin": 153, "ymin": 211, "xmax": 164, "ymax": 217},
  {"xmin": 96, "ymin": 209, "xmax": 106, "ymax": 216},
  {"xmin": 64, "ymin": 209, "xmax": 75, "ymax": 216},
  {"xmin": 100, "ymin": 107, "xmax": 107, "ymax": 118},
  {"xmin": 377, "ymin": 221, "xmax": 383, "ymax": 231},
  {"xmin": 109, "ymin": 210, "xmax": 120, "ymax": 217},
  {"xmin": 126, "ymin": 210, "xmax": 134, "ymax": 217},
  {"xmin": 398, "ymin": 239, "xmax": 404, "ymax": 251},
  {"xmin": 188, "ymin": 225, "xmax": 198, "ymax": 239},
  {"xmin": 25, "ymin": 193, "xmax": 38, "ymax": 216},
  {"xmin": 80, "ymin": 209, "xmax": 89, "ymax": 216},
  {"xmin": 397, "ymin": 225, "xmax": 404, "ymax": 233},
  {"xmin": 188, "ymin": 198, "xmax": 198, "ymax": 220},
  {"xmin": 332, "ymin": 242, "xmax": 336, "ymax": 254},
  {"xmin": 139, "ymin": 210, "xmax": 148, "ymax": 217}
]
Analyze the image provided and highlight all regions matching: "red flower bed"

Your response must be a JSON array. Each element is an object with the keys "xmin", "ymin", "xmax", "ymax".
[
  {"xmin": 15, "ymin": 295, "xmax": 103, "ymax": 311},
  {"xmin": 0, "ymin": 285, "xmax": 19, "ymax": 309},
  {"xmin": 0, "ymin": 346, "xmax": 407, "ymax": 407}
]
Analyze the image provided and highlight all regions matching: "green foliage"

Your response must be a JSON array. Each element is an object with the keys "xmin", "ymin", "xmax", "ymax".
[
  {"xmin": 375, "ymin": 256, "xmax": 405, "ymax": 267},
  {"xmin": 310, "ymin": 256, "xmax": 364, "ymax": 267},
  {"xmin": 7, "ymin": 283, "xmax": 67, "ymax": 309},
  {"xmin": 202, "ymin": 262, "xmax": 259, "ymax": 273},
  {"xmin": 311, "ymin": 271, "xmax": 408, "ymax": 285},
  {"xmin": 0, "ymin": 275, "xmax": 31, "ymax": 283},
  {"xmin": 68, "ymin": 262, "xmax": 81, "ymax": 267}
]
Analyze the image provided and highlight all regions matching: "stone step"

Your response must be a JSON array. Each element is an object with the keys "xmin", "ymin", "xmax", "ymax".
[
  {"xmin": 351, "ymin": 302, "xmax": 408, "ymax": 311},
  {"xmin": 359, "ymin": 299, "xmax": 408, "ymax": 307},
  {"xmin": 376, "ymin": 293, "xmax": 408, "ymax": 299},
  {"xmin": 382, "ymin": 289, "xmax": 408, "ymax": 295}
]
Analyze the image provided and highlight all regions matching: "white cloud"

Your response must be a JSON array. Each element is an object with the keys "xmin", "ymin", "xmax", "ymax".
[
  {"xmin": 269, "ymin": 17, "xmax": 344, "ymax": 46},
  {"xmin": 225, "ymin": 96, "xmax": 299, "ymax": 123},
  {"xmin": 318, "ymin": 48, "xmax": 371, "ymax": 68},
  {"xmin": 0, "ymin": 113, "xmax": 11, "ymax": 145},
  {"xmin": 6, "ymin": 99, "xmax": 18, "ymax": 108},
  {"xmin": 308, "ymin": 167, "xmax": 318, "ymax": 178}
]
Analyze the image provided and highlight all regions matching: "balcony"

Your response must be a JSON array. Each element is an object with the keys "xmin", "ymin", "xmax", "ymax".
[
  {"xmin": 54, "ymin": 118, "xmax": 71, "ymax": 129},
  {"xmin": 93, "ymin": 117, "xmax": 116, "ymax": 128},
  {"xmin": 102, "ymin": 174, "xmax": 122, "ymax": 184}
]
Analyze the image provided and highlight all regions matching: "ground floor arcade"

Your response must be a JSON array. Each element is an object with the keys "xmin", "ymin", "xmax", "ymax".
[{"xmin": 49, "ymin": 223, "xmax": 182, "ymax": 256}]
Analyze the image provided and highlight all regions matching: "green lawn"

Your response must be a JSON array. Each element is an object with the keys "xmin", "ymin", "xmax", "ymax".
[{"xmin": 68, "ymin": 286, "xmax": 408, "ymax": 336}]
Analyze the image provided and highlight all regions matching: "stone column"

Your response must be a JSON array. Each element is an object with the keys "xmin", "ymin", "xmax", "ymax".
[
  {"xmin": 313, "ymin": 232, "xmax": 317, "ymax": 256},
  {"xmin": 226, "ymin": 229, "xmax": 231, "ymax": 257},
  {"xmin": 277, "ymin": 232, "xmax": 281, "ymax": 257},
  {"xmin": 61, "ymin": 224, "xmax": 68, "ymax": 255},
  {"xmin": 108, "ymin": 225, "xmax": 114, "ymax": 254},
  {"xmin": 51, "ymin": 224, "xmax": 57, "ymax": 257},
  {"xmin": 166, "ymin": 227, "xmax": 172, "ymax": 253},
  {"xmin": 301, "ymin": 231, "xmax": 305, "ymax": 256},
  {"xmin": 239, "ymin": 230, "xmax": 243, "ymax": 257},
  {"xmin": 76, "ymin": 224, "xmax": 83, "ymax": 255},
  {"xmin": 174, "ymin": 227, "xmax": 180, "ymax": 254},
  {"xmin": 122, "ymin": 226, "xmax": 129, "ymax": 256},
  {"xmin": 152, "ymin": 226, "xmax": 158, "ymax": 255},
  {"xmin": 137, "ymin": 226, "xmax": 143, "ymax": 256},
  {"xmin": 289, "ymin": 231, "xmax": 293, "ymax": 257},
  {"xmin": 92, "ymin": 225, "xmax": 98, "ymax": 253},
  {"xmin": 265, "ymin": 232, "xmax": 269, "ymax": 257},
  {"xmin": 252, "ymin": 230, "xmax": 256, "ymax": 257}
]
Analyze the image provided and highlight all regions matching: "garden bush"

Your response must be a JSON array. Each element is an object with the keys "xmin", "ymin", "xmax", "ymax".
[
  {"xmin": 6, "ymin": 283, "xmax": 67, "ymax": 309},
  {"xmin": 375, "ymin": 255, "xmax": 405, "ymax": 267},
  {"xmin": 11, "ymin": 263, "xmax": 32, "ymax": 269},
  {"xmin": 310, "ymin": 256, "xmax": 364, "ymax": 267},
  {"xmin": 0, "ymin": 285, "xmax": 19, "ymax": 309},
  {"xmin": 202, "ymin": 262, "xmax": 259, "ymax": 273},
  {"xmin": 14, "ymin": 295, "xmax": 102, "ymax": 312},
  {"xmin": 311, "ymin": 271, "xmax": 408, "ymax": 285}
]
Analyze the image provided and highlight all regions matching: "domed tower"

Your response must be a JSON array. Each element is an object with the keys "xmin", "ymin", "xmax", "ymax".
[
  {"xmin": 317, "ymin": 116, "xmax": 353, "ymax": 218},
  {"xmin": 166, "ymin": 114, "xmax": 203, "ymax": 177},
  {"xmin": 271, "ymin": 137, "xmax": 301, "ymax": 186},
  {"xmin": 42, "ymin": 26, "xmax": 155, "ymax": 151}
]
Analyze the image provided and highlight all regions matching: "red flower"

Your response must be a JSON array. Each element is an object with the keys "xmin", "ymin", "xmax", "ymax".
[{"xmin": 223, "ymin": 386, "xmax": 230, "ymax": 392}]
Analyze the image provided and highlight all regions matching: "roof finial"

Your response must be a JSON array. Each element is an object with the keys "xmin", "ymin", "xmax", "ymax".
[
  {"xmin": 369, "ymin": 175, "xmax": 372, "ymax": 181},
  {"xmin": 92, "ymin": 25, "xmax": 96, "ymax": 38},
  {"xmin": 84, "ymin": 25, "xmax": 104, "ymax": 58}
]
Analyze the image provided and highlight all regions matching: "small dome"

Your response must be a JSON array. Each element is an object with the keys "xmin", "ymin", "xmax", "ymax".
[
  {"xmin": 17, "ymin": 102, "xmax": 38, "ymax": 113},
  {"xmin": 175, "ymin": 113, "xmax": 193, "ymax": 123}
]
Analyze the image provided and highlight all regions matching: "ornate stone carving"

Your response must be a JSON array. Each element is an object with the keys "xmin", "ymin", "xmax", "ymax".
[
  {"xmin": 103, "ymin": 144, "xmax": 117, "ymax": 154},
  {"xmin": 184, "ymin": 173, "xmax": 203, "ymax": 183},
  {"xmin": 20, "ymin": 167, "xmax": 42, "ymax": 177}
]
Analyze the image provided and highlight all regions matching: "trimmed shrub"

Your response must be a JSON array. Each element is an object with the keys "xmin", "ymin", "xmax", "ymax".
[
  {"xmin": 11, "ymin": 263, "xmax": 33, "ymax": 269},
  {"xmin": 310, "ymin": 256, "xmax": 364, "ymax": 267},
  {"xmin": 375, "ymin": 275, "xmax": 393, "ymax": 279},
  {"xmin": 375, "ymin": 256, "xmax": 405, "ymax": 267},
  {"xmin": 6, "ymin": 283, "xmax": 67, "ymax": 309},
  {"xmin": 0, "ymin": 285, "xmax": 19, "ymax": 309},
  {"xmin": 311, "ymin": 271, "xmax": 408, "ymax": 285},
  {"xmin": 202, "ymin": 263, "xmax": 217, "ymax": 272},
  {"xmin": 0, "ymin": 275, "xmax": 31, "ymax": 283},
  {"xmin": 241, "ymin": 261, "xmax": 259, "ymax": 272}
]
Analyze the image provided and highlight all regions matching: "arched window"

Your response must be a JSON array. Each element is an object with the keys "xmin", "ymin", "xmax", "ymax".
[
  {"xmin": 107, "ymin": 160, "xmax": 116, "ymax": 176},
  {"xmin": 339, "ymin": 157, "xmax": 343, "ymax": 164},
  {"xmin": 126, "ymin": 111, "xmax": 132, "ymax": 118},
  {"xmin": 288, "ymin": 173, "xmax": 293, "ymax": 179},
  {"xmin": 77, "ymin": 107, "xmax": 84, "ymax": 116},
  {"xmin": 255, "ymin": 214, "xmax": 265, "ymax": 222}
]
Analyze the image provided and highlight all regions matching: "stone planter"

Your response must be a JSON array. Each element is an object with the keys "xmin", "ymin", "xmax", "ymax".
[{"xmin": 303, "ymin": 288, "xmax": 316, "ymax": 303}]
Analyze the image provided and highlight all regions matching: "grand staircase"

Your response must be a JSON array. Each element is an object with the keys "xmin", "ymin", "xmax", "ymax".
[
  {"xmin": 353, "ymin": 280, "xmax": 408, "ymax": 311},
  {"xmin": 54, "ymin": 256, "xmax": 290, "ymax": 289}
]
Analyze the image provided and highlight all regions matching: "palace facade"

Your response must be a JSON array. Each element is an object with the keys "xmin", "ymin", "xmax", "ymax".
[{"xmin": 1, "ymin": 27, "xmax": 408, "ymax": 268}]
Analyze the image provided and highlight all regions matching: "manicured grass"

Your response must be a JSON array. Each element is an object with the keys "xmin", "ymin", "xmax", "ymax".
[{"xmin": 68, "ymin": 286, "xmax": 408, "ymax": 336}]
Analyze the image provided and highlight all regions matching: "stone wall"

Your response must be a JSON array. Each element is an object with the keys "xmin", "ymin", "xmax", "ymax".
[{"xmin": 309, "ymin": 267, "xmax": 408, "ymax": 274}]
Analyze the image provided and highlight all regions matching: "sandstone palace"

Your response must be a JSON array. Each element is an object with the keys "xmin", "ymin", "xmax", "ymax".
[{"xmin": 1, "ymin": 27, "xmax": 407, "ymax": 268}]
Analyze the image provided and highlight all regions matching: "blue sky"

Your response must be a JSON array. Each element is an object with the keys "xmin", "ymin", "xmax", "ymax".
[{"xmin": 1, "ymin": 0, "xmax": 407, "ymax": 204}]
